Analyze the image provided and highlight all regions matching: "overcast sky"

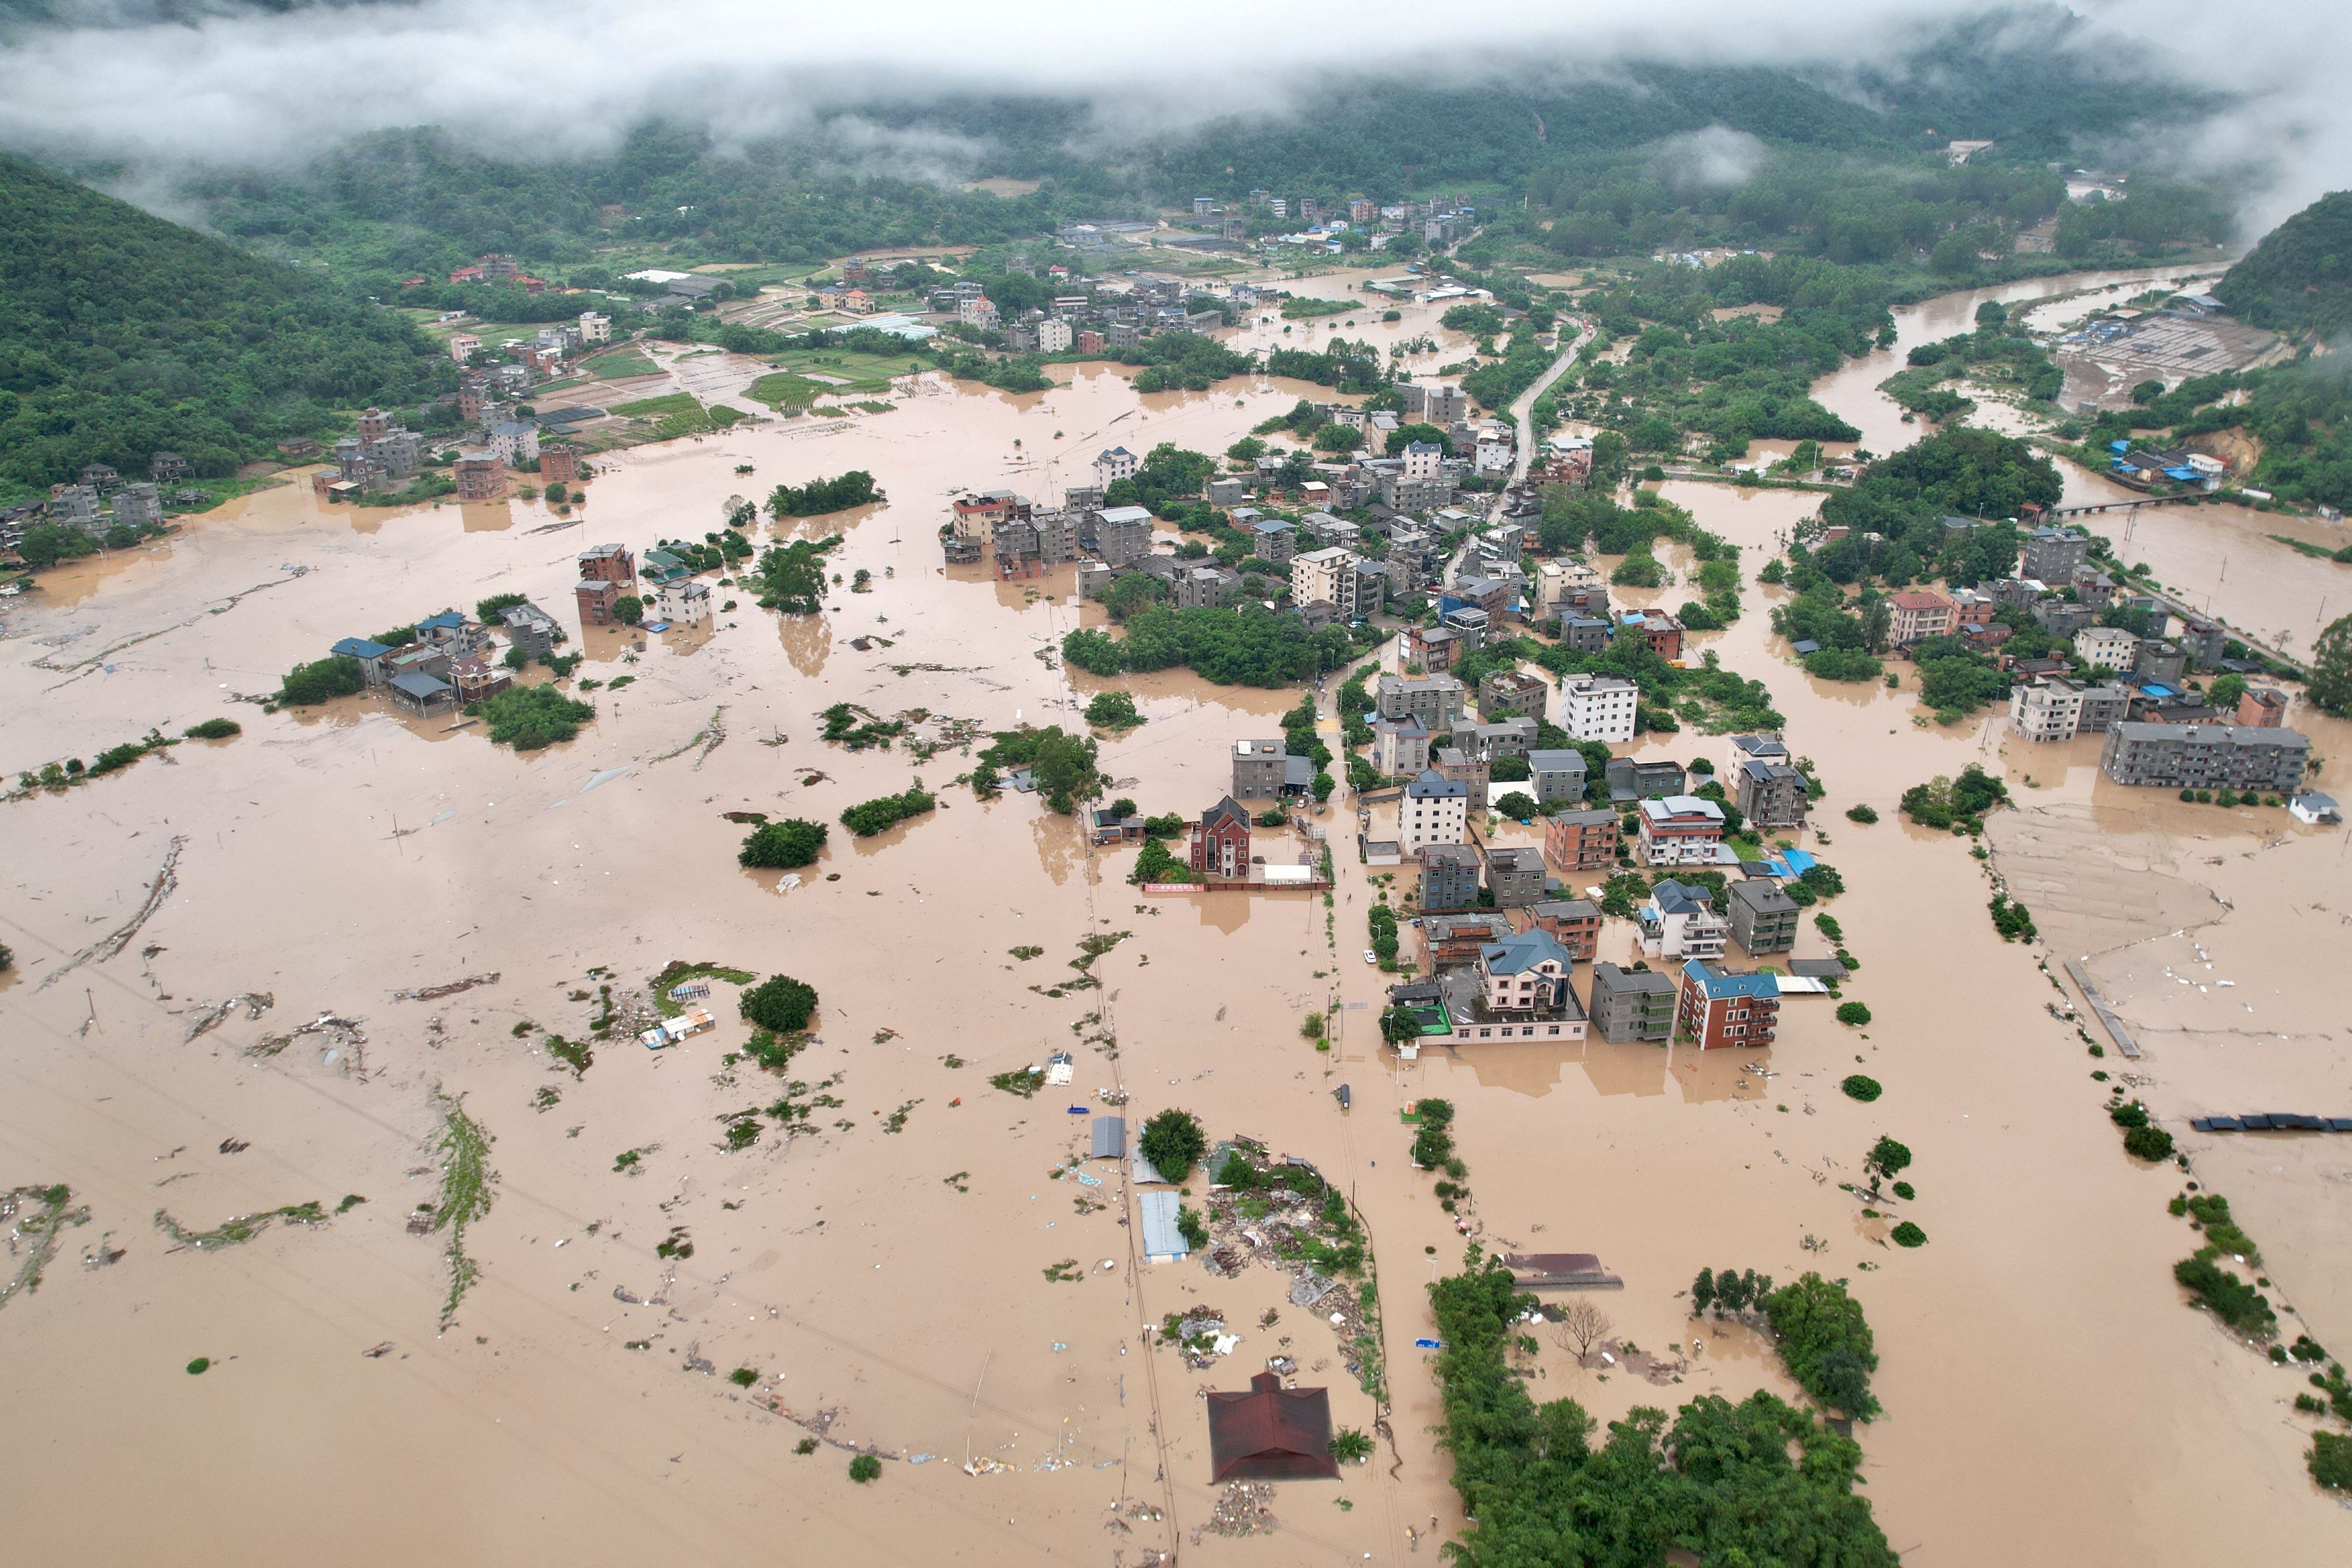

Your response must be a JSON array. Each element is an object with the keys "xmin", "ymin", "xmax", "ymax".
[{"xmin": 0, "ymin": 1, "xmax": 2340, "ymax": 234}]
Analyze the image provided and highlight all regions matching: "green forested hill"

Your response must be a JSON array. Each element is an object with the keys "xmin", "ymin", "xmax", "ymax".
[
  {"xmin": 0, "ymin": 152, "xmax": 443, "ymax": 491},
  {"xmin": 2215, "ymin": 191, "xmax": 2352, "ymax": 340}
]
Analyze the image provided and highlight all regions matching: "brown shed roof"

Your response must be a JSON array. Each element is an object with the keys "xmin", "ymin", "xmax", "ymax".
[{"xmin": 1204, "ymin": 1372, "xmax": 1339, "ymax": 1482}]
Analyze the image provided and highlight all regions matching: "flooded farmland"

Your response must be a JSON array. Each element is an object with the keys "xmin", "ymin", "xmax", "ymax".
[{"xmin": 2, "ymin": 267, "xmax": 2348, "ymax": 1568}]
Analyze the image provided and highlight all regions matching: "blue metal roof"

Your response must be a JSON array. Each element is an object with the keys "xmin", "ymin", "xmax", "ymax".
[
  {"xmin": 332, "ymin": 637, "xmax": 392, "ymax": 659},
  {"xmin": 417, "ymin": 611, "xmax": 465, "ymax": 630},
  {"xmin": 1682, "ymin": 960, "xmax": 1777, "ymax": 1001},
  {"xmin": 1138, "ymin": 1191, "xmax": 1189, "ymax": 1259}
]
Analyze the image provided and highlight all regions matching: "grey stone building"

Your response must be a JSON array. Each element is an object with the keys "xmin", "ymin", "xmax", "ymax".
[
  {"xmin": 1729, "ymin": 880, "xmax": 1800, "ymax": 955},
  {"xmin": 1232, "ymin": 738, "xmax": 1289, "ymax": 799},
  {"xmin": 1482, "ymin": 846, "xmax": 1546, "ymax": 909},
  {"xmin": 2099, "ymin": 722, "xmax": 2312, "ymax": 792},
  {"xmin": 1419, "ymin": 844, "xmax": 1483, "ymax": 912},
  {"xmin": 1589, "ymin": 962, "xmax": 1677, "ymax": 1043}
]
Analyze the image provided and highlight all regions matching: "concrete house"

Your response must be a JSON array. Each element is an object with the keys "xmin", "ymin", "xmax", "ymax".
[
  {"xmin": 1483, "ymin": 846, "xmax": 1546, "ymax": 909},
  {"xmin": 1401, "ymin": 769, "xmax": 1469, "ymax": 854},
  {"xmin": 501, "ymin": 602, "xmax": 560, "ymax": 660},
  {"xmin": 1728, "ymin": 880, "xmax": 1800, "ymax": 956},
  {"xmin": 1524, "ymin": 749, "xmax": 1588, "ymax": 806},
  {"xmin": 1372, "ymin": 716, "xmax": 1431, "ymax": 778},
  {"xmin": 2100, "ymin": 723, "xmax": 2312, "ymax": 792},
  {"xmin": 1475, "ymin": 929, "xmax": 1579, "ymax": 1021},
  {"xmin": 1678, "ymin": 961, "xmax": 1781, "ymax": 1049},
  {"xmin": 1637, "ymin": 796, "xmax": 1728, "ymax": 866},
  {"xmin": 1232, "ymin": 739, "xmax": 1289, "ymax": 799},
  {"xmin": 1733, "ymin": 751, "xmax": 1808, "ymax": 829},
  {"xmin": 1292, "ymin": 547, "xmax": 1361, "ymax": 616},
  {"xmin": 330, "ymin": 636, "xmax": 396, "ymax": 687},
  {"xmin": 2075, "ymin": 626, "xmax": 2138, "ymax": 671},
  {"xmin": 1543, "ymin": 808, "xmax": 1618, "ymax": 872},
  {"xmin": 577, "ymin": 577, "xmax": 623, "ymax": 627},
  {"xmin": 1589, "ymin": 962, "xmax": 1676, "ymax": 1043},
  {"xmin": 1638, "ymin": 880, "xmax": 1728, "ymax": 959},
  {"xmin": 1189, "ymin": 796, "xmax": 1253, "ymax": 878},
  {"xmin": 1093, "ymin": 445, "xmax": 1140, "ymax": 488},
  {"xmin": 1886, "ymin": 590, "xmax": 1956, "ymax": 645},
  {"xmin": 1377, "ymin": 673, "xmax": 1468, "ymax": 730},
  {"xmin": 578, "ymin": 542, "xmax": 635, "ymax": 586},
  {"xmin": 1530, "ymin": 898, "xmax": 1603, "ymax": 961},
  {"xmin": 2019, "ymin": 526, "xmax": 2089, "ymax": 585},
  {"xmin": 1561, "ymin": 675, "xmax": 1638, "ymax": 743},
  {"xmin": 1089, "ymin": 505, "xmax": 1154, "ymax": 567},
  {"xmin": 1480, "ymin": 669, "xmax": 1548, "ymax": 720},
  {"xmin": 1418, "ymin": 844, "xmax": 1483, "ymax": 912},
  {"xmin": 1606, "ymin": 758, "xmax": 1687, "ymax": 803}
]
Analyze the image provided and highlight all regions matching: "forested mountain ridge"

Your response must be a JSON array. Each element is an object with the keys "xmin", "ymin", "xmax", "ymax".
[
  {"xmin": 0, "ymin": 152, "xmax": 444, "ymax": 492},
  {"xmin": 2215, "ymin": 190, "xmax": 2352, "ymax": 341}
]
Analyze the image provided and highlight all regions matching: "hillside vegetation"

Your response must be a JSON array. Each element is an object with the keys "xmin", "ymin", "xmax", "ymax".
[
  {"xmin": 2215, "ymin": 190, "xmax": 2352, "ymax": 341},
  {"xmin": 0, "ymin": 153, "xmax": 442, "ymax": 491}
]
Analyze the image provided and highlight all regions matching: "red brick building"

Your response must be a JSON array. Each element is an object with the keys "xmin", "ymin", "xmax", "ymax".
[
  {"xmin": 540, "ymin": 446, "xmax": 582, "ymax": 484},
  {"xmin": 1189, "ymin": 796, "xmax": 1253, "ymax": 879},
  {"xmin": 576, "ymin": 542, "xmax": 634, "ymax": 586},
  {"xmin": 2236, "ymin": 686, "xmax": 2287, "ymax": 727},
  {"xmin": 577, "ymin": 577, "xmax": 622, "ymax": 626},
  {"xmin": 1675, "ymin": 960, "xmax": 1780, "ymax": 1049},
  {"xmin": 1543, "ymin": 808, "xmax": 1619, "ymax": 873},
  {"xmin": 453, "ymin": 453, "xmax": 505, "ymax": 502},
  {"xmin": 1530, "ymin": 898, "xmax": 1602, "ymax": 961},
  {"xmin": 1409, "ymin": 624, "xmax": 1461, "ymax": 673}
]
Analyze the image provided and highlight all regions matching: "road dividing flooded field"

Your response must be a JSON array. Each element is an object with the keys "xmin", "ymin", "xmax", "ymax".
[{"xmin": 3, "ymin": 264, "xmax": 2348, "ymax": 1567}]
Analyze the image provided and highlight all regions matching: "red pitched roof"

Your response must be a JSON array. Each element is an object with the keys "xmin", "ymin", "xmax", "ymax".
[{"xmin": 1204, "ymin": 1372, "xmax": 1339, "ymax": 1482}]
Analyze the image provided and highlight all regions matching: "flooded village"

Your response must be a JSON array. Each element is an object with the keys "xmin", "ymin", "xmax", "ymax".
[{"xmin": 6, "ymin": 218, "xmax": 2352, "ymax": 1568}]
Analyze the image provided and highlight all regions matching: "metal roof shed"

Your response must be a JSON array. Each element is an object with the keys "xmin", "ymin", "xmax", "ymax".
[
  {"xmin": 1138, "ymin": 1191, "xmax": 1189, "ymax": 1262},
  {"xmin": 1091, "ymin": 1117, "xmax": 1126, "ymax": 1159}
]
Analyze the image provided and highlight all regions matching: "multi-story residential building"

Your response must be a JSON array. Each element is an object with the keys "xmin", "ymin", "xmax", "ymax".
[
  {"xmin": 2032, "ymin": 597, "xmax": 2097, "ymax": 639},
  {"xmin": 2074, "ymin": 626, "xmax": 2139, "ymax": 671},
  {"xmin": 1530, "ymin": 898, "xmax": 1603, "ymax": 961},
  {"xmin": 454, "ymin": 451, "xmax": 505, "ymax": 502},
  {"xmin": 1093, "ymin": 445, "xmax": 1140, "ymax": 488},
  {"xmin": 1483, "ymin": 846, "xmax": 1546, "ymax": 909},
  {"xmin": 2177, "ymin": 617, "xmax": 2226, "ymax": 670},
  {"xmin": 578, "ymin": 311, "xmax": 611, "ymax": 343},
  {"xmin": 1423, "ymin": 912, "xmax": 1507, "ymax": 966},
  {"xmin": 1232, "ymin": 738, "xmax": 1289, "ymax": 799},
  {"xmin": 1035, "ymin": 317, "xmax": 1073, "ymax": 354},
  {"xmin": 1401, "ymin": 769, "xmax": 1469, "ymax": 853},
  {"xmin": 1605, "ymin": 757, "xmax": 1686, "ymax": 803},
  {"xmin": 1090, "ymin": 505, "xmax": 1154, "ymax": 567},
  {"xmin": 1589, "ymin": 962, "xmax": 1677, "ymax": 1043},
  {"xmin": 1372, "ymin": 717, "xmax": 1431, "ymax": 778},
  {"xmin": 1292, "ymin": 546, "xmax": 1361, "ymax": 616},
  {"xmin": 952, "ymin": 489, "xmax": 1029, "ymax": 540},
  {"xmin": 501, "ymin": 602, "xmax": 559, "ymax": 659},
  {"xmin": 1728, "ymin": 880, "xmax": 1800, "ymax": 956},
  {"xmin": 1418, "ymin": 844, "xmax": 1483, "ymax": 912},
  {"xmin": 576, "ymin": 577, "xmax": 622, "ymax": 627},
  {"xmin": 1637, "ymin": 796, "xmax": 1727, "ymax": 866},
  {"xmin": 2019, "ymin": 525, "xmax": 2090, "ymax": 585},
  {"xmin": 2132, "ymin": 639, "xmax": 2188, "ymax": 688},
  {"xmin": 1886, "ymin": 590, "xmax": 1957, "ymax": 645},
  {"xmin": 1378, "ymin": 673, "xmax": 1468, "ymax": 730},
  {"xmin": 1247, "ymin": 519, "xmax": 1297, "ymax": 564},
  {"xmin": 1731, "ymin": 736, "xmax": 1808, "ymax": 829},
  {"xmin": 1534, "ymin": 558, "xmax": 1603, "ymax": 617},
  {"xmin": 657, "ymin": 578, "xmax": 712, "ymax": 626},
  {"xmin": 489, "ymin": 421, "xmax": 539, "ymax": 468},
  {"xmin": 1480, "ymin": 669, "xmax": 1549, "ymax": 720},
  {"xmin": 1677, "ymin": 961, "xmax": 1781, "ymax": 1049},
  {"xmin": 1177, "ymin": 565, "xmax": 1235, "ymax": 608},
  {"xmin": 2099, "ymin": 723, "xmax": 2313, "ymax": 792},
  {"xmin": 2011, "ymin": 677, "xmax": 2089, "ymax": 742},
  {"xmin": 1618, "ymin": 608, "xmax": 1685, "ymax": 662},
  {"xmin": 1561, "ymin": 675, "xmax": 1638, "ymax": 743},
  {"xmin": 1951, "ymin": 586, "xmax": 1998, "ymax": 635},
  {"xmin": 1543, "ymin": 808, "xmax": 1618, "ymax": 872},
  {"xmin": 1189, "ymin": 796, "xmax": 1253, "ymax": 878},
  {"xmin": 577, "ymin": 542, "xmax": 634, "ymax": 586},
  {"xmin": 2077, "ymin": 683, "xmax": 2132, "ymax": 734},
  {"xmin": 1455, "ymin": 718, "xmax": 1538, "ymax": 762},
  {"xmin": 1558, "ymin": 612, "xmax": 1612, "ymax": 653},
  {"xmin": 1434, "ymin": 747, "xmax": 1489, "ymax": 796},
  {"xmin": 1475, "ymin": 929, "xmax": 1579, "ymax": 1020},
  {"xmin": 1638, "ymin": 880, "xmax": 1728, "ymax": 959},
  {"xmin": 1409, "ymin": 624, "xmax": 1461, "ymax": 672},
  {"xmin": 111, "ymin": 482, "xmax": 162, "ymax": 529},
  {"xmin": 1524, "ymin": 749, "xmax": 1588, "ymax": 806}
]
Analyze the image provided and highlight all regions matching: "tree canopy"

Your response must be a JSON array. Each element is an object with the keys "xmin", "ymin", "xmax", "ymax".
[{"xmin": 0, "ymin": 152, "xmax": 443, "ymax": 491}]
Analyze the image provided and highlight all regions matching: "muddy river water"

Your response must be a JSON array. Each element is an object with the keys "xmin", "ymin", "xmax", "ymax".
[{"xmin": 2, "ymin": 270, "xmax": 2347, "ymax": 1566}]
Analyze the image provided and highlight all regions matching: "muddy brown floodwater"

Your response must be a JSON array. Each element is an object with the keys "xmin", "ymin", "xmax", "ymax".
[{"xmin": 2, "ymin": 266, "xmax": 2347, "ymax": 1567}]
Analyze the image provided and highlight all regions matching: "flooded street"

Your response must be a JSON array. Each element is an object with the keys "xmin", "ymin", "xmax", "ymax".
[{"xmin": 3, "ymin": 263, "xmax": 2348, "ymax": 1567}]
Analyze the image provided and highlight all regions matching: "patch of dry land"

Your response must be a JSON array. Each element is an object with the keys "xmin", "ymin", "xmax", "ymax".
[{"xmin": 3, "ymin": 308, "xmax": 2349, "ymax": 1568}]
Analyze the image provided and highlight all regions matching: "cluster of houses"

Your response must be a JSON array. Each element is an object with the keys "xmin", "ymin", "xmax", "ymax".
[
  {"xmin": 0, "ymin": 455, "xmax": 200, "ymax": 551},
  {"xmin": 315, "ymin": 540, "xmax": 701, "ymax": 715},
  {"xmin": 1364, "ymin": 721, "xmax": 1830, "ymax": 1050}
]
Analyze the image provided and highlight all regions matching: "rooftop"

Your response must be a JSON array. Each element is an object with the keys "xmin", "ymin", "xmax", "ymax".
[
  {"xmin": 1408, "ymin": 770, "xmax": 1468, "ymax": 800},
  {"xmin": 1480, "ymin": 928, "xmax": 1573, "ymax": 976},
  {"xmin": 1682, "ymin": 959, "xmax": 1779, "ymax": 1001}
]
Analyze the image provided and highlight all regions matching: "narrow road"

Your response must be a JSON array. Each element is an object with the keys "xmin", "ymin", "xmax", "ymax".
[{"xmin": 1505, "ymin": 319, "xmax": 1594, "ymax": 486}]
